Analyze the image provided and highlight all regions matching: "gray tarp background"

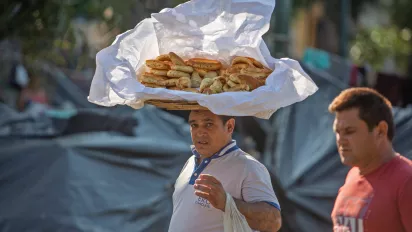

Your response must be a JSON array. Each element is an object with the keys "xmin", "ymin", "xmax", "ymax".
[{"xmin": 0, "ymin": 106, "xmax": 192, "ymax": 232}]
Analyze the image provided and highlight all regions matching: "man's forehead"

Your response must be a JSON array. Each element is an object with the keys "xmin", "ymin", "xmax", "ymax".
[
  {"xmin": 189, "ymin": 110, "xmax": 218, "ymax": 122},
  {"xmin": 333, "ymin": 109, "xmax": 361, "ymax": 128}
]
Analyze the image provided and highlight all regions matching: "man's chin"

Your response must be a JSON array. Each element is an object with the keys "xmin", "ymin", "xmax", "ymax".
[{"xmin": 340, "ymin": 156, "xmax": 356, "ymax": 167}]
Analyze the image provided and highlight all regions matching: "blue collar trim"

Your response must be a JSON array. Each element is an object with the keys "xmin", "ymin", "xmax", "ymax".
[
  {"xmin": 188, "ymin": 140, "xmax": 239, "ymax": 185},
  {"xmin": 190, "ymin": 140, "xmax": 238, "ymax": 159}
]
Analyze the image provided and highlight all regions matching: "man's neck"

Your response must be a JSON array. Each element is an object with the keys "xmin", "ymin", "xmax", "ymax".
[
  {"xmin": 358, "ymin": 146, "xmax": 396, "ymax": 175},
  {"xmin": 196, "ymin": 139, "xmax": 233, "ymax": 164}
]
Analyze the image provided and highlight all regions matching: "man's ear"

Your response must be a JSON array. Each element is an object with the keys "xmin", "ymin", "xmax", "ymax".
[
  {"xmin": 376, "ymin": 121, "xmax": 388, "ymax": 139},
  {"xmin": 226, "ymin": 118, "xmax": 235, "ymax": 134}
]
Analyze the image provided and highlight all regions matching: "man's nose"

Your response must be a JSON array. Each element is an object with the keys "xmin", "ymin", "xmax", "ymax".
[
  {"xmin": 195, "ymin": 127, "xmax": 207, "ymax": 136},
  {"xmin": 336, "ymin": 133, "xmax": 348, "ymax": 145}
]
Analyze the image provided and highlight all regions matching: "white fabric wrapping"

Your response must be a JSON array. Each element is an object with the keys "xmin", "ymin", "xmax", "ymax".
[{"xmin": 88, "ymin": 0, "xmax": 318, "ymax": 119}]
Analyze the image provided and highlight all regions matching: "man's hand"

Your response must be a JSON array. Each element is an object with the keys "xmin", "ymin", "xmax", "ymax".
[{"xmin": 194, "ymin": 174, "xmax": 226, "ymax": 211}]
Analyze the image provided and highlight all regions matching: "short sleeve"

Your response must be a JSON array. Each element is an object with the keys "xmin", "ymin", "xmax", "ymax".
[
  {"xmin": 241, "ymin": 159, "xmax": 280, "ymax": 211},
  {"xmin": 398, "ymin": 176, "xmax": 412, "ymax": 232}
]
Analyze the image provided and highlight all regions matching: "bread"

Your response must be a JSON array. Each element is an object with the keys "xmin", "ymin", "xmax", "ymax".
[
  {"xmin": 194, "ymin": 68, "xmax": 208, "ymax": 77},
  {"xmin": 163, "ymin": 78, "xmax": 179, "ymax": 87},
  {"xmin": 167, "ymin": 70, "xmax": 191, "ymax": 78},
  {"xmin": 140, "ymin": 72, "xmax": 168, "ymax": 85},
  {"xmin": 229, "ymin": 73, "xmax": 262, "ymax": 90},
  {"xmin": 141, "ymin": 82, "xmax": 166, "ymax": 88},
  {"xmin": 200, "ymin": 78, "xmax": 214, "ymax": 92},
  {"xmin": 141, "ymin": 54, "xmax": 270, "ymax": 93},
  {"xmin": 231, "ymin": 57, "xmax": 254, "ymax": 67},
  {"xmin": 176, "ymin": 76, "xmax": 191, "ymax": 89},
  {"xmin": 150, "ymin": 69, "xmax": 169, "ymax": 76},
  {"xmin": 204, "ymin": 71, "xmax": 218, "ymax": 79},
  {"xmin": 225, "ymin": 83, "xmax": 250, "ymax": 92},
  {"xmin": 191, "ymin": 71, "xmax": 202, "ymax": 88},
  {"xmin": 171, "ymin": 65, "xmax": 194, "ymax": 73},
  {"xmin": 156, "ymin": 54, "xmax": 171, "ymax": 62},
  {"xmin": 187, "ymin": 58, "xmax": 222, "ymax": 71},
  {"xmin": 169, "ymin": 52, "xmax": 186, "ymax": 65},
  {"xmin": 145, "ymin": 60, "xmax": 170, "ymax": 70}
]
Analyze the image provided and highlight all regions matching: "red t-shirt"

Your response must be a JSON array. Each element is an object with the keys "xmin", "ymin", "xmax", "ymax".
[{"xmin": 331, "ymin": 155, "xmax": 412, "ymax": 232}]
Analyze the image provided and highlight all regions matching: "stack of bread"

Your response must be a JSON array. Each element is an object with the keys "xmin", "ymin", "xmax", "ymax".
[{"xmin": 138, "ymin": 52, "xmax": 273, "ymax": 94}]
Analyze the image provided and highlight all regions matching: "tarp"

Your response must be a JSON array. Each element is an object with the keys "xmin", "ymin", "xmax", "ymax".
[
  {"xmin": 0, "ymin": 105, "xmax": 193, "ymax": 232},
  {"xmin": 262, "ymin": 64, "xmax": 412, "ymax": 232}
]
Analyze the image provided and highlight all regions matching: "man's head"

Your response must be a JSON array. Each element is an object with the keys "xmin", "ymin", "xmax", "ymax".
[
  {"xmin": 188, "ymin": 110, "xmax": 235, "ymax": 157},
  {"xmin": 328, "ymin": 87, "xmax": 394, "ymax": 167}
]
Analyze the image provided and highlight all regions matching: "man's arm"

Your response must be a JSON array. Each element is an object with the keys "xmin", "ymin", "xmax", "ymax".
[
  {"xmin": 399, "ymin": 176, "xmax": 412, "ymax": 231},
  {"xmin": 194, "ymin": 174, "xmax": 281, "ymax": 232},
  {"xmin": 233, "ymin": 198, "xmax": 281, "ymax": 232}
]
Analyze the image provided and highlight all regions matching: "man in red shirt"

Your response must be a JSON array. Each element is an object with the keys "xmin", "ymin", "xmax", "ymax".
[{"xmin": 329, "ymin": 87, "xmax": 412, "ymax": 232}]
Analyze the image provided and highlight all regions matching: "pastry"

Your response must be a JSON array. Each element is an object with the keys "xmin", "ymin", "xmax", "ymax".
[
  {"xmin": 176, "ymin": 76, "xmax": 192, "ymax": 89},
  {"xmin": 171, "ymin": 65, "xmax": 194, "ymax": 73},
  {"xmin": 145, "ymin": 60, "xmax": 170, "ymax": 70},
  {"xmin": 169, "ymin": 52, "xmax": 186, "ymax": 66},
  {"xmin": 187, "ymin": 58, "xmax": 222, "ymax": 70},
  {"xmin": 191, "ymin": 71, "xmax": 202, "ymax": 88},
  {"xmin": 167, "ymin": 70, "xmax": 191, "ymax": 78}
]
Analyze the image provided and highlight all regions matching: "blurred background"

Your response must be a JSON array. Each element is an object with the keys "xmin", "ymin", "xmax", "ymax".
[{"xmin": 0, "ymin": 0, "xmax": 411, "ymax": 231}]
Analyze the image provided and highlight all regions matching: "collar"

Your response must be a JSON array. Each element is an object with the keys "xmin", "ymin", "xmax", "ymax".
[{"xmin": 190, "ymin": 140, "xmax": 239, "ymax": 159}]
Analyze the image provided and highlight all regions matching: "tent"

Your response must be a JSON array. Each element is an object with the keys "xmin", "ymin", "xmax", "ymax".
[{"xmin": 0, "ymin": 105, "xmax": 192, "ymax": 232}]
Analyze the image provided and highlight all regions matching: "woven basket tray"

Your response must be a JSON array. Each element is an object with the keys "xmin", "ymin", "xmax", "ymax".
[{"xmin": 145, "ymin": 99, "xmax": 208, "ymax": 110}]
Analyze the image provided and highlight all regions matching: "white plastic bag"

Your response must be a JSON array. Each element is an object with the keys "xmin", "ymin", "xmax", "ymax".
[
  {"xmin": 224, "ymin": 192, "xmax": 253, "ymax": 232},
  {"xmin": 88, "ymin": 0, "xmax": 318, "ymax": 119}
]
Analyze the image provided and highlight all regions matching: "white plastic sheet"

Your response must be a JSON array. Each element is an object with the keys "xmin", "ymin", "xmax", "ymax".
[
  {"xmin": 223, "ymin": 192, "xmax": 253, "ymax": 232},
  {"xmin": 88, "ymin": 0, "xmax": 318, "ymax": 119}
]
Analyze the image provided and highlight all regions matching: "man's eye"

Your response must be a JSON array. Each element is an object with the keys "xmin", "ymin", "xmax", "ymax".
[
  {"xmin": 191, "ymin": 124, "xmax": 197, "ymax": 128},
  {"xmin": 206, "ymin": 123, "xmax": 213, "ymax": 127}
]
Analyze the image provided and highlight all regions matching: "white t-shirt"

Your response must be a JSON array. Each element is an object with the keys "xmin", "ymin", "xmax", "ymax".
[{"xmin": 168, "ymin": 140, "xmax": 280, "ymax": 232}]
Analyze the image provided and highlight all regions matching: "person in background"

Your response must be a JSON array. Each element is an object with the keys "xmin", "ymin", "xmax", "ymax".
[
  {"xmin": 329, "ymin": 87, "xmax": 412, "ymax": 232},
  {"xmin": 17, "ymin": 72, "xmax": 49, "ymax": 112},
  {"xmin": 168, "ymin": 110, "xmax": 282, "ymax": 232}
]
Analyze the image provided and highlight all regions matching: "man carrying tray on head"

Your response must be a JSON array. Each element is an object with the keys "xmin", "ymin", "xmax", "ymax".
[{"xmin": 168, "ymin": 110, "xmax": 282, "ymax": 232}]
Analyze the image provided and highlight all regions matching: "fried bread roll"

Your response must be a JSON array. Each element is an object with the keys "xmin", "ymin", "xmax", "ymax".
[
  {"xmin": 171, "ymin": 65, "xmax": 194, "ymax": 73},
  {"xmin": 232, "ymin": 63, "xmax": 250, "ymax": 69},
  {"xmin": 150, "ymin": 69, "xmax": 168, "ymax": 76},
  {"xmin": 204, "ymin": 71, "xmax": 218, "ymax": 79},
  {"xmin": 245, "ymin": 57, "xmax": 264, "ymax": 68},
  {"xmin": 167, "ymin": 70, "xmax": 191, "ymax": 78},
  {"xmin": 145, "ymin": 60, "xmax": 170, "ymax": 70},
  {"xmin": 191, "ymin": 71, "xmax": 202, "ymax": 88},
  {"xmin": 140, "ymin": 72, "xmax": 168, "ymax": 85},
  {"xmin": 194, "ymin": 68, "xmax": 208, "ymax": 77},
  {"xmin": 187, "ymin": 58, "xmax": 222, "ymax": 70},
  {"xmin": 156, "ymin": 54, "xmax": 171, "ymax": 62},
  {"xmin": 142, "ymin": 83, "xmax": 166, "ymax": 88},
  {"xmin": 200, "ymin": 78, "xmax": 214, "ymax": 92},
  {"xmin": 208, "ymin": 79, "xmax": 223, "ymax": 94},
  {"xmin": 231, "ymin": 57, "xmax": 254, "ymax": 67},
  {"xmin": 169, "ymin": 52, "xmax": 186, "ymax": 65},
  {"xmin": 229, "ymin": 73, "xmax": 263, "ymax": 90},
  {"xmin": 239, "ymin": 69, "xmax": 269, "ymax": 79},
  {"xmin": 225, "ymin": 83, "xmax": 250, "ymax": 92},
  {"xmin": 223, "ymin": 84, "xmax": 231, "ymax": 92},
  {"xmin": 163, "ymin": 78, "xmax": 179, "ymax": 87},
  {"xmin": 182, "ymin": 88, "xmax": 199, "ymax": 93},
  {"xmin": 241, "ymin": 67, "xmax": 272, "ymax": 74},
  {"xmin": 176, "ymin": 76, "xmax": 191, "ymax": 89}
]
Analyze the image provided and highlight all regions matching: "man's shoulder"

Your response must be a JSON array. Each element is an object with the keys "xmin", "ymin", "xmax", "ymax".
[
  {"xmin": 394, "ymin": 155, "xmax": 412, "ymax": 177},
  {"xmin": 228, "ymin": 149, "xmax": 268, "ymax": 171}
]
